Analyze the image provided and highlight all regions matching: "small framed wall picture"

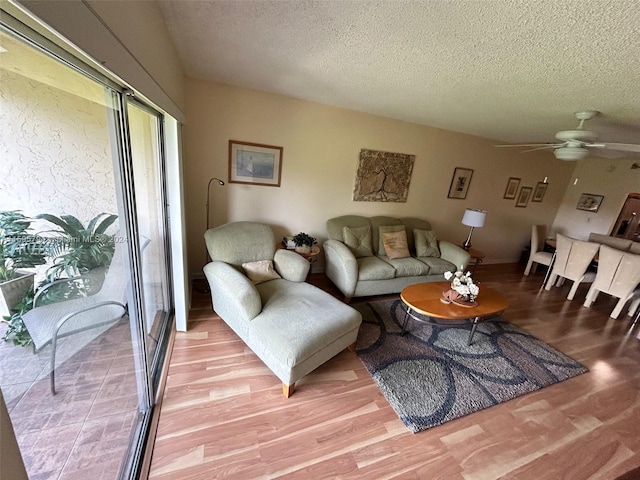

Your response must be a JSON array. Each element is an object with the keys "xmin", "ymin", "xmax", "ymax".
[
  {"xmin": 532, "ymin": 181, "xmax": 548, "ymax": 202},
  {"xmin": 228, "ymin": 140, "xmax": 283, "ymax": 187},
  {"xmin": 447, "ymin": 167, "xmax": 474, "ymax": 199},
  {"xmin": 503, "ymin": 177, "xmax": 521, "ymax": 199},
  {"xmin": 515, "ymin": 186, "xmax": 533, "ymax": 208},
  {"xmin": 576, "ymin": 193, "xmax": 604, "ymax": 212}
]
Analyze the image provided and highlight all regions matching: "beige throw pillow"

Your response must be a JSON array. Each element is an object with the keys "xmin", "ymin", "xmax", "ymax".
[
  {"xmin": 414, "ymin": 229, "xmax": 441, "ymax": 257},
  {"xmin": 242, "ymin": 260, "xmax": 282, "ymax": 284},
  {"xmin": 343, "ymin": 225, "xmax": 373, "ymax": 257},
  {"xmin": 381, "ymin": 230, "xmax": 410, "ymax": 259},
  {"xmin": 378, "ymin": 225, "xmax": 406, "ymax": 254}
]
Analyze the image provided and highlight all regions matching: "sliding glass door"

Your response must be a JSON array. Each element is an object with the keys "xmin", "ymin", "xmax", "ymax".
[
  {"xmin": 0, "ymin": 14, "xmax": 173, "ymax": 480},
  {"xmin": 126, "ymin": 100, "xmax": 172, "ymax": 389}
]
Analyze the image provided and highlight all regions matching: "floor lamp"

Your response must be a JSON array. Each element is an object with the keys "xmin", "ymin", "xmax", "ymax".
[
  {"xmin": 205, "ymin": 177, "xmax": 225, "ymax": 265},
  {"xmin": 197, "ymin": 177, "xmax": 225, "ymax": 294},
  {"xmin": 461, "ymin": 208, "xmax": 486, "ymax": 250}
]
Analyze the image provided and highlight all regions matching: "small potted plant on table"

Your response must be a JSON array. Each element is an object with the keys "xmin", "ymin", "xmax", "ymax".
[{"xmin": 292, "ymin": 232, "xmax": 316, "ymax": 255}]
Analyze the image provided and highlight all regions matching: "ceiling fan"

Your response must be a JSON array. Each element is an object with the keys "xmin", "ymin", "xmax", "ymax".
[{"xmin": 495, "ymin": 110, "xmax": 640, "ymax": 160}]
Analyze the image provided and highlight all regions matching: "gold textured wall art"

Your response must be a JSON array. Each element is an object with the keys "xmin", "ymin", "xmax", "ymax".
[{"xmin": 353, "ymin": 149, "xmax": 415, "ymax": 202}]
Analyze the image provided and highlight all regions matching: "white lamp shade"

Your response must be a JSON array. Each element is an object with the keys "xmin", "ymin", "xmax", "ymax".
[{"xmin": 462, "ymin": 209, "xmax": 486, "ymax": 228}]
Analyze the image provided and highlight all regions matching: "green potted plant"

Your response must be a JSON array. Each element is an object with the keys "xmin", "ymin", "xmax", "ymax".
[
  {"xmin": 292, "ymin": 232, "xmax": 316, "ymax": 254},
  {"xmin": 1, "ymin": 212, "xmax": 118, "ymax": 347},
  {"xmin": 36, "ymin": 212, "xmax": 117, "ymax": 283},
  {"xmin": 0, "ymin": 211, "xmax": 49, "ymax": 317}
]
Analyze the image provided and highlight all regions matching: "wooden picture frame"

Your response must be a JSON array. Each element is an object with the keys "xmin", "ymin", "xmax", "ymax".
[
  {"xmin": 532, "ymin": 182, "xmax": 548, "ymax": 202},
  {"xmin": 576, "ymin": 193, "xmax": 604, "ymax": 212},
  {"xmin": 515, "ymin": 186, "xmax": 532, "ymax": 208},
  {"xmin": 447, "ymin": 167, "xmax": 474, "ymax": 199},
  {"xmin": 228, "ymin": 140, "xmax": 283, "ymax": 187},
  {"xmin": 503, "ymin": 177, "xmax": 521, "ymax": 199}
]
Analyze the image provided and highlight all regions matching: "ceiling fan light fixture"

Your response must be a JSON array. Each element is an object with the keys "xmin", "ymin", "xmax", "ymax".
[
  {"xmin": 555, "ymin": 129, "xmax": 598, "ymax": 142},
  {"xmin": 554, "ymin": 147, "xmax": 589, "ymax": 161}
]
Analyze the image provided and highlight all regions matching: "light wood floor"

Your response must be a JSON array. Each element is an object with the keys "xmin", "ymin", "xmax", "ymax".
[{"xmin": 149, "ymin": 264, "xmax": 640, "ymax": 479}]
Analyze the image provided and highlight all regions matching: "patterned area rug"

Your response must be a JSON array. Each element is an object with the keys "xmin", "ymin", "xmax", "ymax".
[{"xmin": 355, "ymin": 298, "xmax": 588, "ymax": 433}]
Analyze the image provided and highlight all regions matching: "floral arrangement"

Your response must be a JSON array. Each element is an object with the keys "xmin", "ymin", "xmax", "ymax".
[{"xmin": 444, "ymin": 270, "xmax": 479, "ymax": 302}]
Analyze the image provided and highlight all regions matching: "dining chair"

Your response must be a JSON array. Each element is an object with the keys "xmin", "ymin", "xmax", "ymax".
[
  {"xmin": 583, "ymin": 245, "xmax": 640, "ymax": 319},
  {"xmin": 544, "ymin": 233, "xmax": 600, "ymax": 300},
  {"xmin": 628, "ymin": 288, "xmax": 640, "ymax": 325},
  {"xmin": 524, "ymin": 225, "xmax": 553, "ymax": 275}
]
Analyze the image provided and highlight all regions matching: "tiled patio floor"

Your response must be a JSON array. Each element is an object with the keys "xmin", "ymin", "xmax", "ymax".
[{"xmin": 0, "ymin": 320, "xmax": 138, "ymax": 479}]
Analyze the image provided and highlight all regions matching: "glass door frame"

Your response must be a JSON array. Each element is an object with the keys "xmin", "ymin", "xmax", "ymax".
[{"xmin": 1, "ymin": 11, "xmax": 176, "ymax": 480}]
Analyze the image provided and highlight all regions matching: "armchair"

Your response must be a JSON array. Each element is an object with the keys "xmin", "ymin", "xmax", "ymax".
[{"xmin": 204, "ymin": 221, "xmax": 362, "ymax": 397}]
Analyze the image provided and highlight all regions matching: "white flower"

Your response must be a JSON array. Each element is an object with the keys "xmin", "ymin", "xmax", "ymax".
[{"xmin": 444, "ymin": 269, "xmax": 480, "ymax": 301}]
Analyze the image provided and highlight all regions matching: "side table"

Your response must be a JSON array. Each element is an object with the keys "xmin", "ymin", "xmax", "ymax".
[
  {"xmin": 276, "ymin": 244, "xmax": 321, "ymax": 267},
  {"xmin": 465, "ymin": 247, "xmax": 485, "ymax": 275}
]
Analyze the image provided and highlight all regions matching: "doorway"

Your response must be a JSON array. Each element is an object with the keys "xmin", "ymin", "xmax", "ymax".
[{"xmin": 611, "ymin": 193, "xmax": 640, "ymax": 242}]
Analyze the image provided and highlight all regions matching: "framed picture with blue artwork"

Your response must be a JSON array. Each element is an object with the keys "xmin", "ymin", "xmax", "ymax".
[{"xmin": 229, "ymin": 140, "xmax": 283, "ymax": 187}]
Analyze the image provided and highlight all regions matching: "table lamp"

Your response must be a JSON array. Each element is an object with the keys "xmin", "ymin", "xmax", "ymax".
[{"xmin": 461, "ymin": 208, "xmax": 486, "ymax": 250}]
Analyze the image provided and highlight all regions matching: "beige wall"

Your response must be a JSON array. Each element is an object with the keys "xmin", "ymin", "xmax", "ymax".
[
  {"xmin": 184, "ymin": 79, "xmax": 575, "ymax": 277},
  {"xmin": 552, "ymin": 158, "xmax": 640, "ymax": 240},
  {"xmin": 0, "ymin": 390, "xmax": 27, "ymax": 480},
  {"xmin": 16, "ymin": 0, "xmax": 185, "ymax": 120},
  {"xmin": 0, "ymin": 32, "xmax": 117, "ymax": 224}
]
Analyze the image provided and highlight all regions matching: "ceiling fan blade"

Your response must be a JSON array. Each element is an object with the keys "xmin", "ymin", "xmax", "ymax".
[
  {"xmin": 494, "ymin": 143, "xmax": 561, "ymax": 148},
  {"xmin": 521, "ymin": 145, "xmax": 559, "ymax": 153},
  {"xmin": 589, "ymin": 149, "xmax": 626, "ymax": 159},
  {"xmin": 588, "ymin": 142, "xmax": 640, "ymax": 153}
]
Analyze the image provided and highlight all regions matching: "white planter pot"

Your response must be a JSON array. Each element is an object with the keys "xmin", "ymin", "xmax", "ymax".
[
  {"xmin": 0, "ymin": 271, "xmax": 35, "ymax": 318},
  {"xmin": 295, "ymin": 245, "xmax": 311, "ymax": 254}
]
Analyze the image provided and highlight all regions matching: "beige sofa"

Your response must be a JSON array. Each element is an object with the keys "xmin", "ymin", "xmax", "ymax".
[{"xmin": 324, "ymin": 215, "xmax": 471, "ymax": 301}]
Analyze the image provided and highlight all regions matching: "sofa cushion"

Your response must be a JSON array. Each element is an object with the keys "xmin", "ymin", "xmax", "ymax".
[
  {"xmin": 378, "ymin": 225, "xmax": 406, "ymax": 254},
  {"xmin": 414, "ymin": 229, "xmax": 441, "ymax": 257},
  {"xmin": 417, "ymin": 257, "xmax": 457, "ymax": 275},
  {"xmin": 242, "ymin": 260, "xmax": 282, "ymax": 284},
  {"xmin": 343, "ymin": 225, "xmax": 373, "ymax": 257},
  {"xmin": 379, "ymin": 256, "xmax": 431, "ymax": 277},
  {"xmin": 357, "ymin": 256, "xmax": 396, "ymax": 281},
  {"xmin": 381, "ymin": 230, "xmax": 410, "ymax": 259},
  {"xmin": 251, "ymin": 281, "xmax": 362, "ymax": 369},
  {"xmin": 400, "ymin": 218, "xmax": 432, "ymax": 253}
]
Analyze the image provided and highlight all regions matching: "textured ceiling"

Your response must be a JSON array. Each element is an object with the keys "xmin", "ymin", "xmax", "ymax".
[{"xmin": 158, "ymin": 0, "xmax": 640, "ymax": 150}]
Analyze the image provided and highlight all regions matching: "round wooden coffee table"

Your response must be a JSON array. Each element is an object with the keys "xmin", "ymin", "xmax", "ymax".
[{"xmin": 400, "ymin": 281, "xmax": 509, "ymax": 345}]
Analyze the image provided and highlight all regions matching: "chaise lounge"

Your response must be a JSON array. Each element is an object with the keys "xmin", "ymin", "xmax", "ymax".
[{"xmin": 203, "ymin": 221, "xmax": 362, "ymax": 397}]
